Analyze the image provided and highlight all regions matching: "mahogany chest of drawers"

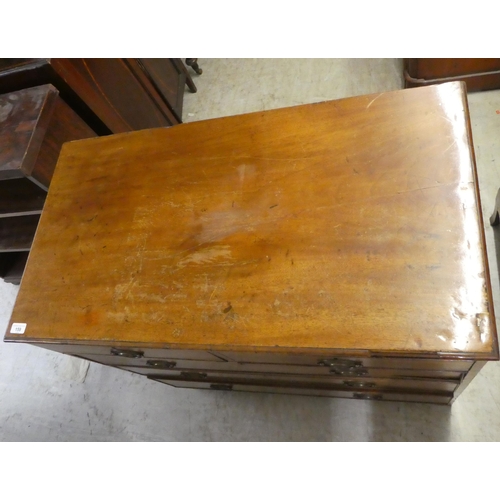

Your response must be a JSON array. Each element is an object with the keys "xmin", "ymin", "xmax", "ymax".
[{"xmin": 4, "ymin": 81, "xmax": 498, "ymax": 404}]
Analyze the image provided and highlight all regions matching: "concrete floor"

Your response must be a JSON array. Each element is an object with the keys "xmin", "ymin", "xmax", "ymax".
[{"xmin": 2, "ymin": 58, "xmax": 500, "ymax": 441}]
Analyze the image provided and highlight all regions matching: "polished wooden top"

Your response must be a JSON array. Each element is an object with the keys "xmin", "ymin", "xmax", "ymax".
[{"xmin": 6, "ymin": 82, "xmax": 498, "ymax": 358}]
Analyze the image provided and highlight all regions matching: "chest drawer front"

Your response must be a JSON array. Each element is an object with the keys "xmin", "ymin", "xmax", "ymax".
[
  {"xmin": 151, "ymin": 379, "xmax": 452, "ymax": 404},
  {"xmin": 123, "ymin": 363, "xmax": 460, "ymax": 391},
  {"xmin": 76, "ymin": 354, "xmax": 228, "ymax": 370},
  {"xmin": 34, "ymin": 343, "xmax": 224, "ymax": 362},
  {"xmin": 213, "ymin": 351, "xmax": 473, "ymax": 372},
  {"xmin": 121, "ymin": 362, "xmax": 464, "ymax": 380},
  {"xmin": 135, "ymin": 369, "xmax": 459, "ymax": 393}
]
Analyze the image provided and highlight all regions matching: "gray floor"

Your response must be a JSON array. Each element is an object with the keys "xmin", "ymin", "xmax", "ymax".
[{"xmin": 2, "ymin": 59, "xmax": 500, "ymax": 441}]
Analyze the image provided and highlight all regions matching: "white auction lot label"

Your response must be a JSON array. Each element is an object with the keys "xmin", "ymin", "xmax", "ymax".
[{"xmin": 10, "ymin": 323, "xmax": 27, "ymax": 334}]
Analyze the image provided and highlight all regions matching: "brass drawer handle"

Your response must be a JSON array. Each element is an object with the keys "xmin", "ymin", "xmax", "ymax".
[
  {"xmin": 353, "ymin": 393, "xmax": 383, "ymax": 400},
  {"xmin": 330, "ymin": 367, "xmax": 368, "ymax": 376},
  {"xmin": 344, "ymin": 381, "xmax": 376, "ymax": 388},
  {"xmin": 110, "ymin": 347, "xmax": 144, "ymax": 358},
  {"xmin": 210, "ymin": 383, "xmax": 233, "ymax": 391},
  {"xmin": 318, "ymin": 358, "xmax": 363, "ymax": 368},
  {"xmin": 180, "ymin": 371, "xmax": 208, "ymax": 379},
  {"xmin": 146, "ymin": 359, "xmax": 177, "ymax": 369}
]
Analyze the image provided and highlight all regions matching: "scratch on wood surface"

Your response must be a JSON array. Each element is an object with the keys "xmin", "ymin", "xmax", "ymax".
[
  {"xmin": 366, "ymin": 94, "xmax": 383, "ymax": 109},
  {"xmin": 112, "ymin": 280, "xmax": 136, "ymax": 306},
  {"xmin": 442, "ymin": 139, "xmax": 458, "ymax": 154},
  {"xmin": 172, "ymin": 328, "xmax": 183, "ymax": 338},
  {"xmin": 209, "ymin": 283, "xmax": 220, "ymax": 301},
  {"xmin": 142, "ymin": 311, "xmax": 167, "ymax": 324},
  {"xmin": 134, "ymin": 292, "xmax": 167, "ymax": 303},
  {"xmin": 177, "ymin": 245, "xmax": 232, "ymax": 268},
  {"xmin": 396, "ymin": 185, "xmax": 441, "ymax": 196},
  {"xmin": 186, "ymin": 154, "xmax": 324, "ymax": 162}
]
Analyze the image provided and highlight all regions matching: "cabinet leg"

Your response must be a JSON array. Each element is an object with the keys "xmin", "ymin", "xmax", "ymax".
[
  {"xmin": 490, "ymin": 188, "xmax": 500, "ymax": 226},
  {"xmin": 185, "ymin": 58, "xmax": 203, "ymax": 75},
  {"xmin": 181, "ymin": 59, "xmax": 200, "ymax": 93}
]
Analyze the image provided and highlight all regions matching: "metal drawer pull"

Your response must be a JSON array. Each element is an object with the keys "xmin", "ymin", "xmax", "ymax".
[
  {"xmin": 110, "ymin": 347, "xmax": 144, "ymax": 358},
  {"xmin": 210, "ymin": 383, "xmax": 233, "ymax": 391},
  {"xmin": 353, "ymin": 393, "xmax": 383, "ymax": 400},
  {"xmin": 318, "ymin": 358, "xmax": 363, "ymax": 368},
  {"xmin": 344, "ymin": 381, "xmax": 375, "ymax": 388},
  {"xmin": 146, "ymin": 360, "xmax": 177, "ymax": 369},
  {"xmin": 180, "ymin": 371, "xmax": 208, "ymax": 379},
  {"xmin": 330, "ymin": 367, "xmax": 368, "ymax": 376}
]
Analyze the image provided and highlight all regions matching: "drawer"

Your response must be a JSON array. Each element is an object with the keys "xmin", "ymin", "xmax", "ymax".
[
  {"xmin": 119, "ymin": 361, "xmax": 465, "ymax": 380},
  {"xmin": 54, "ymin": 347, "xmax": 469, "ymax": 381},
  {"xmin": 34, "ymin": 343, "xmax": 225, "ymax": 362},
  {"xmin": 213, "ymin": 351, "xmax": 473, "ymax": 372},
  {"xmin": 138, "ymin": 59, "xmax": 185, "ymax": 122},
  {"xmin": 75, "ymin": 354, "xmax": 228, "ymax": 370},
  {"xmin": 128, "ymin": 368, "xmax": 459, "ymax": 393},
  {"xmin": 151, "ymin": 379, "xmax": 452, "ymax": 404}
]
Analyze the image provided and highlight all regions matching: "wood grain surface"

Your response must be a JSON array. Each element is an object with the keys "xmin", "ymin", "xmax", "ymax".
[{"xmin": 6, "ymin": 82, "xmax": 498, "ymax": 360}]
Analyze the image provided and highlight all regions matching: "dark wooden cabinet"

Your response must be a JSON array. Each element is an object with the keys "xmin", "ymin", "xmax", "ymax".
[
  {"xmin": 404, "ymin": 58, "xmax": 500, "ymax": 91},
  {"xmin": 130, "ymin": 58, "xmax": 189, "ymax": 124},
  {"xmin": 5, "ymin": 82, "xmax": 498, "ymax": 404},
  {"xmin": 0, "ymin": 84, "xmax": 96, "ymax": 284},
  {"xmin": 0, "ymin": 58, "xmax": 197, "ymax": 283},
  {"xmin": 0, "ymin": 58, "xmax": 193, "ymax": 135}
]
